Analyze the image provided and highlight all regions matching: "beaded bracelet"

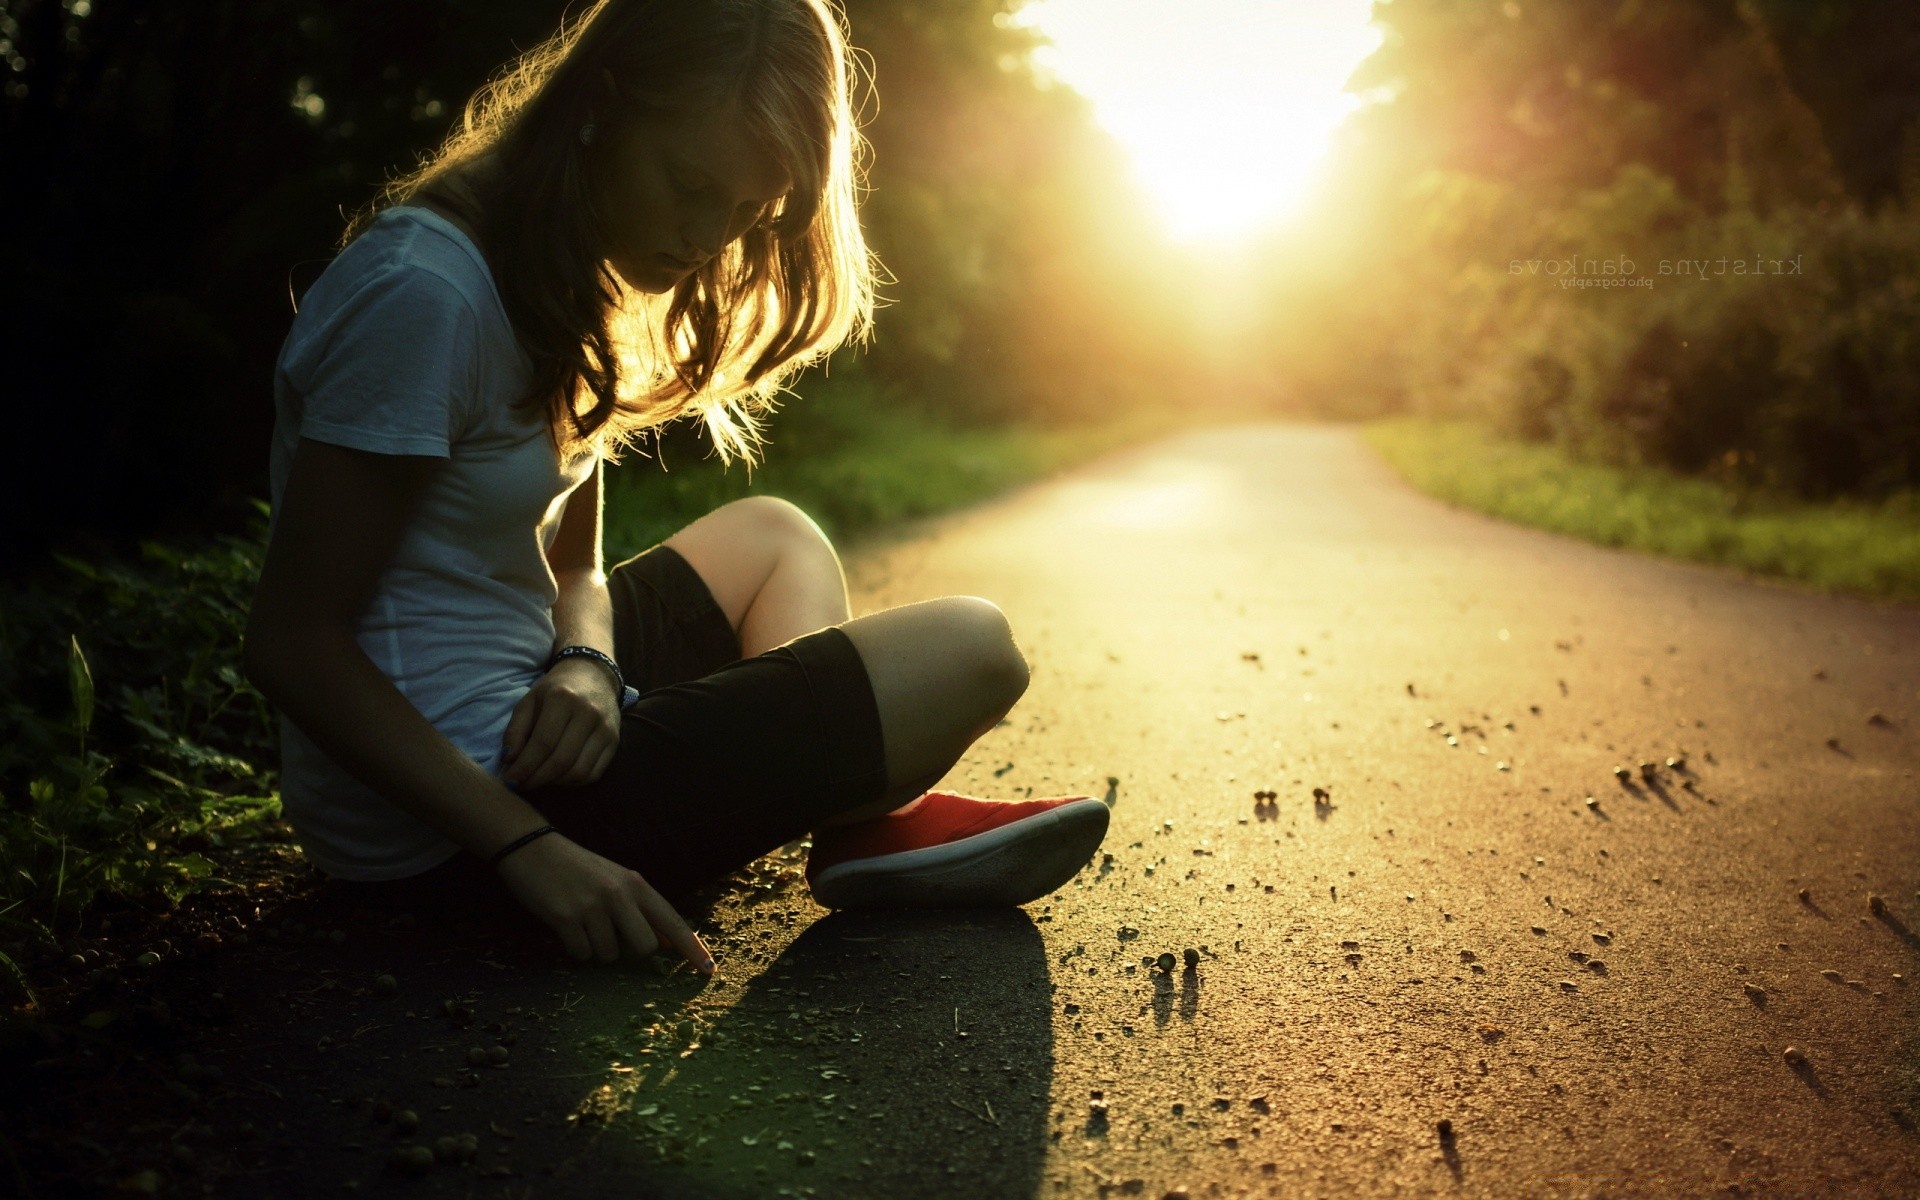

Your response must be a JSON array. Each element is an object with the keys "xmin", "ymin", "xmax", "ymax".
[
  {"xmin": 550, "ymin": 645, "xmax": 640, "ymax": 712},
  {"xmin": 488, "ymin": 824, "xmax": 557, "ymax": 867}
]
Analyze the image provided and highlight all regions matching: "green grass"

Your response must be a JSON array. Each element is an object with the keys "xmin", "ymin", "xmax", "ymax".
[
  {"xmin": 604, "ymin": 384, "xmax": 1178, "ymax": 560},
  {"xmin": 1365, "ymin": 417, "xmax": 1920, "ymax": 604}
]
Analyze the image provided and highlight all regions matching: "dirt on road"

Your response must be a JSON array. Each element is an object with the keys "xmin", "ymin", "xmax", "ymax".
[{"xmin": 10, "ymin": 423, "xmax": 1920, "ymax": 1198}]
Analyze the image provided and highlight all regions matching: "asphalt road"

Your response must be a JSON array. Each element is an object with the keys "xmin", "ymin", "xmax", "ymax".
[{"xmin": 62, "ymin": 423, "xmax": 1920, "ymax": 1198}]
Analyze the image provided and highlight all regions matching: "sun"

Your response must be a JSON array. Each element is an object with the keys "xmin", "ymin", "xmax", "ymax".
[{"xmin": 1017, "ymin": 0, "xmax": 1383, "ymax": 244}]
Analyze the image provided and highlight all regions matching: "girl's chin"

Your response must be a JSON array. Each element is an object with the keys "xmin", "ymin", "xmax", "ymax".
[{"xmin": 608, "ymin": 256, "xmax": 679, "ymax": 295}]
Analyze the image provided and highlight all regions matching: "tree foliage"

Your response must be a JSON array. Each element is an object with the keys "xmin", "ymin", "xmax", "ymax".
[{"xmin": 1258, "ymin": 0, "xmax": 1920, "ymax": 499}]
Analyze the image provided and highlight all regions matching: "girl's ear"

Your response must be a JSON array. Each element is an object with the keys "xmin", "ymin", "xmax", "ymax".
[{"xmin": 582, "ymin": 70, "xmax": 619, "ymax": 137}]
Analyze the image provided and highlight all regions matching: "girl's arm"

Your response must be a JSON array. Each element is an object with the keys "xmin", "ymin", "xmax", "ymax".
[
  {"xmin": 244, "ymin": 438, "xmax": 548, "ymax": 862},
  {"xmin": 245, "ymin": 438, "xmax": 710, "ymax": 970},
  {"xmin": 504, "ymin": 456, "xmax": 622, "ymax": 788}
]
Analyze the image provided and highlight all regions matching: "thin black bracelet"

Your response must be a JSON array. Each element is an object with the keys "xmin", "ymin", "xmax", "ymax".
[{"xmin": 488, "ymin": 824, "xmax": 557, "ymax": 867}]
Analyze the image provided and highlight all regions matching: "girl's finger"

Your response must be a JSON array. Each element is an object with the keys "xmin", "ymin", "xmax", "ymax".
[
  {"xmin": 502, "ymin": 689, "xmax": 541, "ymax": 764},
  {"xmin": 581, "ymin": 908, "xmax": 621, "ymax": 963},
  {"xmin": 521, "ymin": 713, "xmax": 593, "ymax": 791},
  {"xmin": 560, "ymin": 721, "xmax": 610, "ymax": 787},
  {"xmin": 587, "ymin": 740, "xmax": 618, "ymax": 785},
  {"xmin": 630, "ymin": 880, "xmax": 714, "ymax": 975},
  {"xmin": 565, "ymin": 729, "xmax": 618, "ymax": 787},
  {"xmin": 511, "ymin": 696, "xmax": 577, "ymax": 788},
  {"xmin": 609, "ymin": 893, "xmax": 661, "ymax": 961},
  {"xmin": 553, "ymin": 918, "xmax": 592, "ymax": 962}
]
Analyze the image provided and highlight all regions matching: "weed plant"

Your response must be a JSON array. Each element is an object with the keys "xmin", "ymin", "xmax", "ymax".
[{"xmin": 0, "ymin": 503, "xmax": 285, "ymax": 1008}]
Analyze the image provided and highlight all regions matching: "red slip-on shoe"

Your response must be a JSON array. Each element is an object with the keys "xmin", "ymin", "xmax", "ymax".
[{"xmin": 806, "ymin": 791, "xmax": 1111, "ymax": 910}]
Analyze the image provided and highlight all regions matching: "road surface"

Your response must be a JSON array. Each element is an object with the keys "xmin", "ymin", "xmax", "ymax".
[{"xmin": 58, "ymin": 423, "xmax": 1920, "ymax": 1198}]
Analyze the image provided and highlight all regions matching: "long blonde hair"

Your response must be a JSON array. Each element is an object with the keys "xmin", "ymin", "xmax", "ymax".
[{"xmin": 347, "ymin": 0, "xmax": 878, "ymax": 466}]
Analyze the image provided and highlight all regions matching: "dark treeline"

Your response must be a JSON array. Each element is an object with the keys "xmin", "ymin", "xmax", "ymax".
[
  {"xmin": 0, "ymin": 0, "xmax": 1184, "ymax": 576},
  {"xmin": 1257, "ymin": 0, "xmax": 1920, "ymax": 500}
]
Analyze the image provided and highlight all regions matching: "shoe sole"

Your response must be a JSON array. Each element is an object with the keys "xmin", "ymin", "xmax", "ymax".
[{"xmin": 810, "ymin": 798, "xmax": 1112, "ymax": 910}]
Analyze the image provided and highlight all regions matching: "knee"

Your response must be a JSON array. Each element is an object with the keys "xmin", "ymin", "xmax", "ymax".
[
  {"xmin": 725, "ymin": 495, "xmax": 832, "ymax": 561},
  {"xmin": 937, "ymin": 595, "xmax": 1029, "ymax": 711}
]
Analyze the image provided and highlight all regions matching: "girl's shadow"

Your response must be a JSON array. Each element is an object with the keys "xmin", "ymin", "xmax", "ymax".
[{"xmin": 588, "ymin": 907, "xmax": 1056, "ymax": 1198}]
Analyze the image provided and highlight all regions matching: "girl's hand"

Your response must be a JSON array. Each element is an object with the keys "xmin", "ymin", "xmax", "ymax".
[
  {"xmin": 502, "ymin": 658, "xmax": 621, "ymax": 790},
  {"xmin": 494, "ymin": 831, "xmax": 714, "ymax": 971}
]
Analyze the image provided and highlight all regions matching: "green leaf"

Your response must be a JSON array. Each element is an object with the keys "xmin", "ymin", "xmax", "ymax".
[
  {"xmin": 51, "ymin": 552, "xmax": 103, "ymax": 582},
  {"xmin": 67, "ymin": 635, "xmax": 95, "ymax": 737},
  {"xmin": 80, "ymin": 1010, "xmax": 117, "ymax": 1029},
  {"xmin": 170, "ymin": 853, "xmax": 215, "ymax": 879},
  {"xmin": 0, "ymin": 948, "xmax": 38, "ymax": 1009}
]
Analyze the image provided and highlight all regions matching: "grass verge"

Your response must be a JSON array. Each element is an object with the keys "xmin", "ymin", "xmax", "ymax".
[
  {"xmin": 604, "ymin": 381, "xmax": 1179, "ymax": 559},
  {"xmin": 1365, "ymin": 417, "xmax": 1920, "ymax": 604}
]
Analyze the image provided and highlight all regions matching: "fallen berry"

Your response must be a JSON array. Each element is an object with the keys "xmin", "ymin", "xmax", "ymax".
[{"xmin": 386, "ymin": 1145, "xmax": 435, "ymax": 1177}]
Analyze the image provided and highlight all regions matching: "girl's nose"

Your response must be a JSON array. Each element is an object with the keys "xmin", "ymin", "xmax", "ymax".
[{"xmin": 681, "ymin": 206, "xmax": 731, "ymax": 262}]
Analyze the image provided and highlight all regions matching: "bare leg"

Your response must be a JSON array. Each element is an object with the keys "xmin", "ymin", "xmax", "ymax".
[
  {"xmin": 826, "ymin": 596, "xmax": 1030, "ymax": 825},
  {"xmin": 664, "ymin": 496, "xmax": 850, "ymax": 655},
  {"xmin": 663, "ymin": 498, "xmax": 1031, "ymax": 828}
]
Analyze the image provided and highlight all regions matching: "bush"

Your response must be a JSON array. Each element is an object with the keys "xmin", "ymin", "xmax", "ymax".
[{"xmin": 0, "ymin": 504, "xmax": 283, "ymax": 997}]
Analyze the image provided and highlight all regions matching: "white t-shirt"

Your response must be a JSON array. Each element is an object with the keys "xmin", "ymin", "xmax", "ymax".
[{"xmin": 267, "ymin": 205, "xmax": 599, "ymax": 881}]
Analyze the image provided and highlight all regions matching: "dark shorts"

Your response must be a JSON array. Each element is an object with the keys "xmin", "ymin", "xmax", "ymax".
[{"xmin": 321, "ymin": 542, "xmax": 890, "ymax": 919}]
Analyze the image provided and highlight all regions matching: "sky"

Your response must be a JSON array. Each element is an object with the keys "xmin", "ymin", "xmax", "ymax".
[{"xmin": 1016, "ymin": 0, "xmax": 1385, "ymax": 243}]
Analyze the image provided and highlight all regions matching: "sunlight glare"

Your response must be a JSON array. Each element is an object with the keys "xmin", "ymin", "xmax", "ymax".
[{"xmin": 1018, "ymin": 0, "xmax": 1383, "ymax": 243}]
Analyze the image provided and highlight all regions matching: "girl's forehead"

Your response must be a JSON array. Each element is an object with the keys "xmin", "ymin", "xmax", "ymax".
[{"xmin": 658, "ymin": 101, "xmax": 793, "ymax": 202}]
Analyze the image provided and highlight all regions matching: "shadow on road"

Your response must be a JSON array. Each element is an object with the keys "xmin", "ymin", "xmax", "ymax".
[
  {"xmin": 1872, "ymin": 909, "xmax": 1920, "ymax": 952},
  {"xmin": 1439, "ymin": 1125, "xmax": 1463, "ymax": 1181},
  {"xmin": 566, "ymin": 907, "xmax": 1058, "ymax": 1198},
  {"xmin": 1788, "ymin": 1057, "xmax": 1831, "ymax": 1100}
]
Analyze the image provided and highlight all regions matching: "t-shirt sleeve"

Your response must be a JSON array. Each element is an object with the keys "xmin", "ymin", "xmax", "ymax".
[{"xmin": 284, "ymin": 261, "xmax": 478, "ymax": 459}]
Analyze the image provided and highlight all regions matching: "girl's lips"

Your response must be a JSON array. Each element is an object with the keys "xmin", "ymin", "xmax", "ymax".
[{"xmin": 659, "ymin": 253, "xmax": 700, "ymax": 270}]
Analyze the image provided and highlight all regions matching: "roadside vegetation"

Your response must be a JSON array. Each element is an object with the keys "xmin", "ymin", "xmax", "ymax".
[
  {"xmin": 604, "ymin": 370, "xmax": 1176, "ymax": 559},
  {"xmin": 1367, "ymin": 417, "xmax": 1920, "ymax": 603},
  {"xmin": 1258, "ymin": 1, "xmax": 1920, "ymax": 570}
]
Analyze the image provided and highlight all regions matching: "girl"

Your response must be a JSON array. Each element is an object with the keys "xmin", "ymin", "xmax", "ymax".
[{"xmin": 243, "ymin": 0, "xmax": 1110, "ymax": 973}]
